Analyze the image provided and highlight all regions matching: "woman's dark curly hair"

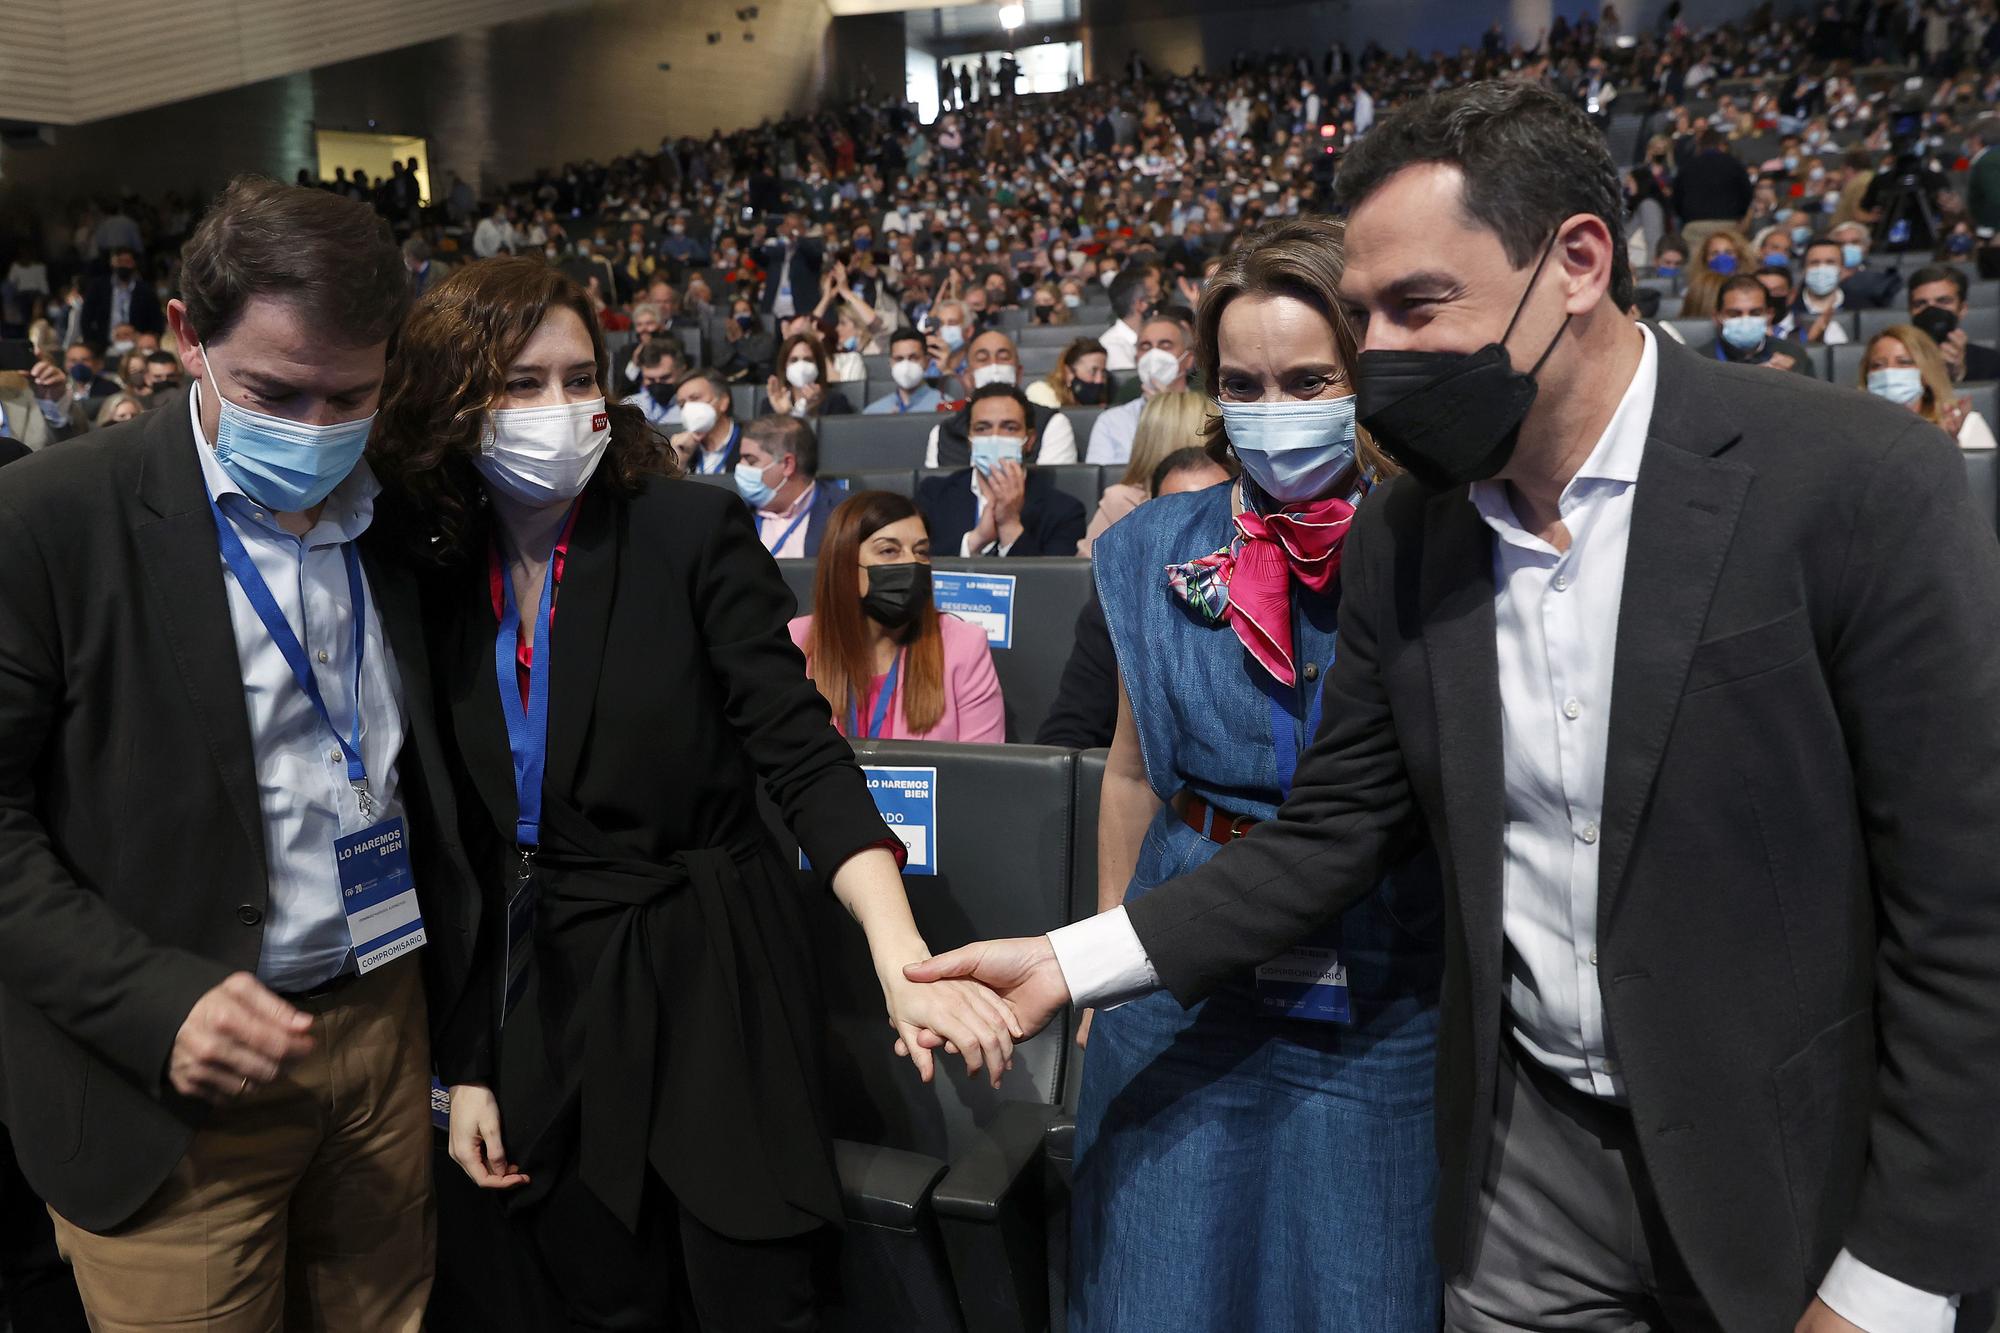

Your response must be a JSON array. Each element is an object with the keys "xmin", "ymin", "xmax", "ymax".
[{"xmin": 369, "ymin": 257, "xmax": 675, "ymax": 561}]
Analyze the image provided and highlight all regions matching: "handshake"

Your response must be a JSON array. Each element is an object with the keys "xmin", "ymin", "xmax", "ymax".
[{"xmin": 888, "ymin": 935, "xmax": 1074, "ymax": 1087}]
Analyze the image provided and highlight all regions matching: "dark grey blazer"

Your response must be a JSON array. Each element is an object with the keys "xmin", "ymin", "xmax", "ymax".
[
  {"xmin": 0, "ymin": 399, "xmax": 484, "ymax": 1231},
  {"xmin": 1127, "ymin": 332, "xmax": 2000, "ymax": 1327}
]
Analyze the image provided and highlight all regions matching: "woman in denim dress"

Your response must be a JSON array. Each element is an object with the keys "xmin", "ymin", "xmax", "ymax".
[{"xmin": 1070, "ymin": 217, "xmax": 1446, "ymax": 1331}]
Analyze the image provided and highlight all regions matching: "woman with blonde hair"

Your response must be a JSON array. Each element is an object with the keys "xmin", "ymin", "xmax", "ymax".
[
  {"xmin": 1076, "ymin": 389, "xmax": 1209, "ymax": 556},
  {"xmin": 1069, "ymin": 214, "xmax": 1442, "ymax": 1332},
  {"xmin": 1860, "ymin": 325, "xmax": 1999, "ymax": 449}
]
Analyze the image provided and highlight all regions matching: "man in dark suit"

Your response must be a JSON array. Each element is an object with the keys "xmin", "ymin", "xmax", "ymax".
[
  {"xmin": 402, "ymin": 237, "xmax": 453, "ymax": 300},
  {"xmin": 1908, "ymin": 263, "xmax": 2000, "ymax": 383},
  {"xmin": 1699, "ymin": 273, "xmax": 1818, "ymax": 376},
  {"xmin": 0, "ymin": 176, "xmax": 483, "ymax": 1328},
  {"xmin": 912, "ymin": 83, "xmax": 2000, "ymax": 1333},
  {"xmin": 737, "ymin": 413, "xmax": 843, "ymax": 558},
  {"xmin": 79, "ymin": 247, "xmax": 164, "ymax": 347},
  {"xmin": 1670, "ymin": 127, "xmax": 1751, "ymax": 251},
  {"xmin": 1831, "ymin": 220, "xmax": 1903, "ymax": 310},
  {"xmin": 758, "ymin": 212, "xmax": 824, "ymax": 319},
  {"xmin": 917, "ymin": 383, "xmax": 1086, "ymax": 557}
]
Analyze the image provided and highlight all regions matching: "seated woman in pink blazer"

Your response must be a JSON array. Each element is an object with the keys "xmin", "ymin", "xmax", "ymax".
[{"xmin": 789, "ymin": 491, "xmax": 1006, "ymax": 743}]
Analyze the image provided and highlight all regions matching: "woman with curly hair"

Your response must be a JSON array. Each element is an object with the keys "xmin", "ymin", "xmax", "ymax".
[{"xmin": 367, "ymin": 257, "xmax": 1021, "ymax": 1329}]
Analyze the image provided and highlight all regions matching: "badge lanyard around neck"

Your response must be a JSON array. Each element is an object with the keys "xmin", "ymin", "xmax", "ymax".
[
  {"xmin": 849, "ymin": 649, "xmax": 903, "ymax": 740},
  {"xmin": 206, "ymin": 495, "xmax": 374, "ymax": 816},
  {"xmin": 493, "ymin": 504, "xmax": 578, "ymax": 848}
]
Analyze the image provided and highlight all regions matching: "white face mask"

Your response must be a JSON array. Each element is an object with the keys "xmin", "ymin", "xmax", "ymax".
[
  {"xmin": 890, "ymin": 359, "xmax": 928, "ymax": 391},
  {"xmin": 678, "ymin": 398, "xmax": 719, "ymax": 437},
  {"xmin": 1137, "ymin": 346, "xmax": 1183, "ymax": 392},
  {"xmin": 1866, "ymin": 366, "xmax": 1924, "ymax": 406},
  {"xmin": 785, "ymin": 359, "xmax": 820, "ymax": 388},
  {"xmin": 475, "ymin": 398, "xmax": 611, "ymax": 505},
  {"xmin": 971, "ymin": 362, "xmax": 1017, "ymax": 388}
]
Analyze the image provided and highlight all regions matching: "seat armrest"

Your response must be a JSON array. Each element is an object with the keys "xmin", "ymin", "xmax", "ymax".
[
  {"xmin": 932, "ymin": 1102, "xmax": 1062, "ymax": 1222},
  {"xmin": 835, "ymin": 1137, "xmax": 948, "ymax": 1231}
]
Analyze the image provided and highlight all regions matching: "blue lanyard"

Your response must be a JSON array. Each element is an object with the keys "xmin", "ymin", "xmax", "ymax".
[
  {"xmin": 493, "ymin": 519, "xmax": 568, "ymax": 848},
  {"xmin": 205, "ymin": 495, "xmax": 372, "ymax": 811},
  {"xmin": 764, "ymin": 488, "xmax": 815, "ymax": 552},
  {"xmin": 1270, "ymin": 668, "xmax": 1328, "ymax": 800},
  {"xmin": 849, "ymin": 650, "xmax": 903, "ymax": 739}
]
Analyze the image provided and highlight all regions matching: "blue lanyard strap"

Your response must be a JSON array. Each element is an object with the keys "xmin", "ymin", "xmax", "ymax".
[
  {"xmin": 849, "ymin": 650, "xmax": 903, "ymax": 740},
  {"xmin": 764, "ymin": 488, "xmax": 815, "ymax": 552},
  {"xmin": 206, "ymin": 494, "xmax": 371, "ymax": 810},
  {"xmin": 1270, "ymin": 670, "xmax": 1328, "ymax": 801},
  {"xmin": 494, "ymin": 520, "xmax": 567, "ymax": 848}
]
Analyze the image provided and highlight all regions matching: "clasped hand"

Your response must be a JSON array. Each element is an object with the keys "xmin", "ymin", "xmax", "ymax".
[{"xmin": 895, "ymin": 935, "xmax": 1073, "ymax": 1070}]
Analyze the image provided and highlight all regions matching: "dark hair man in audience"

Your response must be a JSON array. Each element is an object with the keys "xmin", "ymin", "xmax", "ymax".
[
  {"xmin": 401, "ymin": 237, "xmax": 450, "ymax": 299},
  {"xmin": 1789, "ymin": 235, "xmax": 1855, "ymax": 346},
  {"xmin": 913, "ymin": 80, "xmax": 2000, "ymax": 1333},
  {"xmin": 1758, "ymin": 264, "xmax": 1801, "ymax": 340},
  {"xmin": 1702, "ymin": 273, "xmax": 1814, "ymax": 375},
  {"xmin": 625, "ymin": 341, "xmax": 685, "ymax": 431},
  {"xmin": 917, "ymin": 382, "xmax": 1086, "ymax": 558},
  {"xmin": 1088, "ymin": 308, "xmax": 1196, "ymax": 463},
  {"xmin": 1098, "ymin": 265, "xmax": 1155, "ymax": 371},
  {"xmin": 1036, "ymin": 446, "xmax": 1236, "ymax": 751},
  {"xmin": 865, "ymin": 328, "xmax": 944, "ymax": 414},
  {"xmin": 80, "ymin": 246, "xmax": 164, "ymax": 347},
  {"xmin": 1829, "ymin": 218, "xmax": 1902, "ymax": 310},
  {"xmin": 670, "ymin": 366, "xmax": 742, "ymax": 475},
  {"xmin": 0, "ymin": 175, "xmax": 481, "ymax": 1328},
  {"xmin": 138, "ymin": 349, "xmax": 183, "ymax": 405},
  {"xmin": 925, "ymin": 328, "xmax": 1078, "ymax": 466},
  {"xmin": 714, "ymin": 296, "xmax": 777, "ymax": 383},
  {"xmin": 62, "ymin": 342, "xmax": 119, "ymax": 404},
  {"xmin": 1907, "ymin": 264, "xmax": 2000, "ymax": 383},
  {"xmin": 760, "ymin": 211, "xmax": 824, "ymax": 320},
  {"xmin": 737, "ymin": 413, "xmax": 842, "ymax": 558}
]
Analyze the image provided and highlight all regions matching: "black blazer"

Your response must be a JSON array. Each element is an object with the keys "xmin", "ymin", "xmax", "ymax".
[
  {"xmin": 79, "ymin": 276, "xmax": 164, "ymax": 345},
  {"xmin": 416, "ymin": 475, "xmax": 891, "ymax": 1240},
  {"xmin": 1124, "ymin": 335, "xmax": 2000, "ymax": 1326},
  {"xmin": 0, "ymin": 404, "xmax": 482, "ymax": 1231},
  {"xmin": 916, "ymin": 466, "xmax": 1087, "ymax": 558},
  {"xmin": 1963, "ymin": 339, "xmax": 2000, "ymax": 382},
  {"xmin": 759, "ymin": 236, "xmax": 825, "ymax": 312}
]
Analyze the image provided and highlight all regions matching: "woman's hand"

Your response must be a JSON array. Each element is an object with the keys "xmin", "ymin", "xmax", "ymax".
[
  {"xmin": 882, "ymin": 969, "xmax": 1023, "ymax": 1088},
  {"xmin": 1942, "ymin": 394, "xmax": 1970, "ymax": 438},
  {"xmin": 447, "ymin": 1083, "xmax": 531, "ymax": 1190},
  {"xmin": 766, "ymin": 374, "xmax": 793, "ymax": 414}
]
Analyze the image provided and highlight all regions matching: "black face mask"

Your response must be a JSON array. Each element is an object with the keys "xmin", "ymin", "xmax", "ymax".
[
  {"xmin": 1913, "ymin": 304, "xmax": 1959, "ymax": 347},
  {"xmin": 1069, "ymin": 378, "xmax": 1108, "ymax": 405},
  {"xmin": 647, "ymin": 383, "xmax": 678, "ymax": 410},
  {"xmin": 1355, "ymin": 235, "xmax": 1571, "ymax": 491},
  {"xmin": 862, "ymin": 561, "xmax": 931, "ymax": 630}
]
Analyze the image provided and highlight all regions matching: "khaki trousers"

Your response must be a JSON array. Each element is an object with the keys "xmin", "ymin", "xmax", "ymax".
[{"xmin": 50, "ymin": 957, "xmax": 434, "ymax": 1332}]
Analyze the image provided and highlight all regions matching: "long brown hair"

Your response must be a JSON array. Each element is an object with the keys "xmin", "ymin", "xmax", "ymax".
[
  {"xmin": 1192, "ymin": 216, "xmax": 1393, "ymax": 479},
  {"xmin": 370, "ymin": 257, "xmax": 673, "ymax": 560},
  {"xmin": 804, "ymin": 492, "xmax": 945, "ymax": 736},
  {"xmin": 1040, "ymin": 336, "xmax": 1107, "ymax": 407}
]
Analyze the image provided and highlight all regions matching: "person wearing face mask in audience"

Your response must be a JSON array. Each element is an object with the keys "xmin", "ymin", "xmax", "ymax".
[
  {"xmin": 368, "ymin": 258, "xmax": 1020, "ymax": 1332},
  {"xmin": 1906, "ymin": 264, "xmax": 2000, "ymax": 383},
  {"xmin": 1099, "ymin": 267, "xmax": 1154, "ymax": 371},
  {"xmin": 1088, "ymin": 310, "xmax": 1199, "ymax": 463},
  {"xmin": 1029, "ymin": 338, "xmax": 1111, "ymax": 410},
  {"xmin": 865, "ymin": 329, "xmax": 945, "ymax": 415},
  {"xmin": 789, "ymin": 491, "xmax": 1004, "ymax": 744},
  {"xmin": 0, "ymin": 175, "xmax": 484, "ymax": 1332},
  {"xmin": 929, "ymin": 298, "xmax": 973, "ymax": 378},
  {"xmin": 758, "ymin": 333, "xmax": 855, "ymax": 421},
  {"xmin": 624, "ymin": 341, "xmax": 685, "ymax": 432},
  {"xmin": 1699, "ymin": 274, "xmax": 1815, "ymax": 375},
  {"xmin": 1829, "ymin": 220, "xmax": 1902, "ymax": 310},
  {"xmin": 917, "ymin": 382, "xmax": 1087, "ymax": 557},
  {"xmin": 81, "ymin": 247, "xmax": 164, "ymax": 347},
  {"xmin": 912, "ymin": 83, "xmax": 2000, "ymax": 1333},
  {"xmin": 1787, "ymin": 237, "xmax": 1855, "ymax": 346},
  {"xmin": 1057, "ymin": 217, "xmax": 1444, "ymax": 1333},
  {"xmin": 1029, "ymin": 283, "xmax": 1071, "ymax": 326},
  {"xmin": 1860, "ymin": 325, "xmax": 1999, "ymax": 450},
  {"xmin": 669, "ymin": 368, "xmax": 741, "ymax": 475},
  {"xmin": 734, "ymin": 414, "xmax": 843, "ymax": 557},
  {"xmin": 925, "ymin": 329, "xmax": 1077, "ymax": 466},
  {"xmin": 713, "ymin": 299, "xmax": 777, "ymax": 384}
]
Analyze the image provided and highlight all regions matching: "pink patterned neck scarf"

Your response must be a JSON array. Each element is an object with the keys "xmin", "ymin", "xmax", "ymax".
[{"xmin": 1166, "ymin": 489, "xmax": 1359, "ymax": 687}]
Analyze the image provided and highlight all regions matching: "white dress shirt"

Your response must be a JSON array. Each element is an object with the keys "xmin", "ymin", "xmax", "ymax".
[
  {"xmin": 1046, "ymin": 325, "xmax": 1952, "ymax": 1330},
  {"xmin": 1084, "ymin": 396, "xmax": 1144, "ymax": 466},
  {"xmin": 189, "ymin": 388, "xmax": 408, "ymax": 992},
  {"xmin": 923, "ymin": 413, "xmax": 1076, "ymax": 468},
  {"xmin": 1098, "ymin": 318, "xmax": 1140, "ymax": 372}
]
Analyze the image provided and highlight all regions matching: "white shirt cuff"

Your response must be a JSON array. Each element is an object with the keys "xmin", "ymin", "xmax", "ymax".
[
  {"xmin": 1817, "ymin": 1248, "xmax": 1957, "ymax": 1333},
  {"xmin": 1046, "ymin": 905, "xmax": 1160, "ymax": 1010}
]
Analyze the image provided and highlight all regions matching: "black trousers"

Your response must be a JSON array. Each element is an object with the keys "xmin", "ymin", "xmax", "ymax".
[
  {"xmin": 519, "ymin": 1165, "xmax": 825, "ymax": 1333},
  {"xmin": 0, "ymin": 1130, "xmax": 87, "ymax": 1333}
]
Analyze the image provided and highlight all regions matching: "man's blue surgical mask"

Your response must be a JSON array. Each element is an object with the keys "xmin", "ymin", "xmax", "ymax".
[
  {"xmin": 734, "ymin": 457, "xmax": 780, "ymax": 507},
  {"xmin": 1720, "ymin": 314, "xmax": 1769, "ymax": 351},
  {"xmin": 969, "ymin": 434, "xmax": 1024, "ymax": 476},
  {"xmin": 1804, "ymin": 264, "xmax": 1841, "ymax": 297},
  {"xmin": 1218, "ymin": 395, "xmax": 1358, "ymax": 504},
  {"xmin": 1841, "ymin": 242, "xmax": 1865, "ymax": 268},
  {"xmin": 199, "ymin": 348, "xmax": 374, "ymax": 512}
]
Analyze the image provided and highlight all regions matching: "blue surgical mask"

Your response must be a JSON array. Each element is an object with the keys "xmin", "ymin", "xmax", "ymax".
[
  {"xmin": 969, "ymin": 434, "xmax": 1024, "ymax": 476},
  {"xmin": 1656, "ymin": 263, "xmax": 1681, "ymax": 280},
  {"xmin": 1803, "ymin": 264, "xmax": 1841, "ymax": 297},
  {"xmin": 1708, "ymin": 252, "xmax": 1739, "ymax": 275},
  {"xmin": 1949, "ymin": 233, "xmax": 1975, "ymax": 256},
  {"xmin": 199, "ymin": 349, "xmax": 374, "ymax": 512},
  {"xmin": 1790, "ymin": 223, "xmax": 1813, "ymax": 247},
  {"xmin": 1762, "ymin": 252, "xmax": 1790, "ymax": 269},
  {"xmin": 1218, "ymin": 396, "xmax": 1358, "ymax": 503},
  {"xmin": 1720, "ymin": 314, "xmax": 1769, "ymax": 351},
  {"xmin": 734, "ymin": 458, "xmax": 779, "ymax": 507},
  {"xmin": 939, "ymin": 322, "xmax": 965, "ymax": 351},
  {"xmin": 1841, "ymin": 242, "xmax": 1865, "ymax": 268},
  {"xmin": 1866, "ymin": 366, "xmax": 1924, "ymax": 405}
]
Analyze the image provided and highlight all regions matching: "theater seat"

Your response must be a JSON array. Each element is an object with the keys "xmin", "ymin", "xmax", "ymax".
[
  {"xmin": 1059, "ymin": 406, "xmax": 1106, "ymax": 449},
  {"xmin": 759, "ymin": 739, "xmax": 1081, "ymax": 1333},
  {"xmin": 827, "ymin": 468, "xmax": 920, "ymax": 499},
  {"xmin": 1962, "ymin": 448, "xmax": 1998, "ymax": 538},
  {"xmin": 820, "ymin": 413, "xmax": 948, "ymax": 471},
  {"xmin": 1829, "ymin": 340, "xmax": 1868, "ymax": 387},
  {"xmin": 1962, "ymin": 381, "xmax": 1998, "ymax": 431}
]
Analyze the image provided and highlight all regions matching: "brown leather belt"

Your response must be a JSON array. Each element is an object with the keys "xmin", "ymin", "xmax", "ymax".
[{"xmin": 1180, "ymin": 792, "xmax": 1260, "ymax": 845}]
